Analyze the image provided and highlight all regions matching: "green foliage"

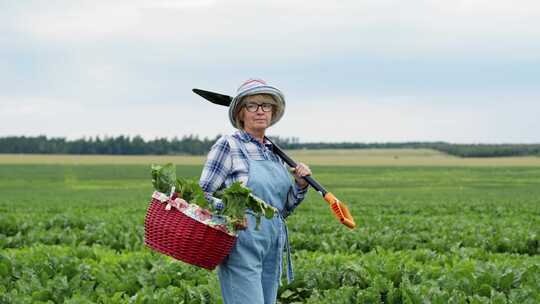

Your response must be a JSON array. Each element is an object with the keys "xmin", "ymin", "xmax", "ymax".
[
  {"xmin": 219, "ymin": 181, "xmax": 276, "ymax": 230},
  {"xmin": 278, "ymin": 278, "xmax": 312, "ymax": 303},
  {"xmin": 175, "ymin": 177, "xmax": 208, "ymax": 209},
  {"xmin": 3, "ymin": 135, "xmax": 540, "ymax": 157},
  {"xmin": 1, "ymin": 164, "xmax": 540, "ymax": 303},
  {"xmin": 0, "ymin": 134, "xmax": 219, "ymax": 155},
  {"xmin": 151, "ymin": 163, "xmax": 176, "ymax": 194},
  {"xmin": 151, "ymin": 162, "xmax": 209, "ymax": 208},
  {"xmin": 150, "ymin": 163, "xmax": 276, "ymax": 230}
]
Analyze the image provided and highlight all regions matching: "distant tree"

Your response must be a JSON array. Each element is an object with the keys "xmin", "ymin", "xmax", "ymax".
[{"xmin": 0, "ymin": 135, "xmax": 539, "ymax": 157}]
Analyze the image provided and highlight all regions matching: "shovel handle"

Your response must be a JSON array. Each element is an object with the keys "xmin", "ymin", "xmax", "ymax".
[
  {"xmin": 267, "ymin": 138, "xmax": 356, "ymax": 229},
  {"xmin": 268, "ymin": 139, "xmax": 328, "ymax": 196}
]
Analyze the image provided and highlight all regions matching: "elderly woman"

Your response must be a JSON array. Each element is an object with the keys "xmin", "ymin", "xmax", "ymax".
[{"xmin": 199, "ymin": 78, "xmax": 311, "ymax": 304}]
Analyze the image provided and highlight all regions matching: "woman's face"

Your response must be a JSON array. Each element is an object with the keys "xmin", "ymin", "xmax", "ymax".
[{"xmin": 240, "ymin": 94, "xmax": 274, "ymax": 133}]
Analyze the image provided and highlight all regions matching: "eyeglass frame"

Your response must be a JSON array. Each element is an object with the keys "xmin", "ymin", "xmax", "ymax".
[{"xmin": 244, "ymin": 102, "xmax": 274, "ymax": 113}]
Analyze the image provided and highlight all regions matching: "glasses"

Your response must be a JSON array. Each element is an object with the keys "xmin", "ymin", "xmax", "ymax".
[{"xmin": 244, "ymin": 102, "xmax": 273, "ymax": 113}]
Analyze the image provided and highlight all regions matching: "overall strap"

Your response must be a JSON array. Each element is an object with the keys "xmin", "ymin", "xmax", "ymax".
[{"xmin": 279, "ymin": 213, "xmax": 294, "ymax": 284}]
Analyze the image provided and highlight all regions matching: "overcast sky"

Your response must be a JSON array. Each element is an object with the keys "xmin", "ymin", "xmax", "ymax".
[{"xmin": 1, "ymin": 0, "xmax": 539, "ymax": 143}]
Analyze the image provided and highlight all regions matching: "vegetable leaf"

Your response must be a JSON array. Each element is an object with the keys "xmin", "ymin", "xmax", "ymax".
[
  {"xmin": 176, "ymin": 177, "xmax": 208, "ymax": 209},
  {"xmin": 151, "ymin": 164, "xmax": 277, "ymax": 231},
  {"xmin": 220, "ymin": 182, "xmax": 277, "ymax": 230},
  {"xmin": 151, "ymin": 163, "xmax": 176, "ymax": 194}
]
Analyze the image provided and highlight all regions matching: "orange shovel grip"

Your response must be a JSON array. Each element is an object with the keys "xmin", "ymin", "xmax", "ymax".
[{"xmin": 324, "ymin": 192, "xmax": 356, "ymax": 229}]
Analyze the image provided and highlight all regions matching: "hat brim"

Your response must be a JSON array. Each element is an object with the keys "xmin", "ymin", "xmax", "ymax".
[{"xmin": 228, "ymin": 86, "xmax": 285, "ymax": 129}]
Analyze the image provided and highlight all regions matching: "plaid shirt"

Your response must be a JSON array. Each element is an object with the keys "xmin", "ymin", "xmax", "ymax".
[{"xmin": 199, "ymin": 130, "xmax": 308, "ymax": 217}]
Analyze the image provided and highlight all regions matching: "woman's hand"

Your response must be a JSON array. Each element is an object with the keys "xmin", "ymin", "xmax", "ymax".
[{"xmin": 292, "ymin": 163, "xmax": 311, "ymax": 189}]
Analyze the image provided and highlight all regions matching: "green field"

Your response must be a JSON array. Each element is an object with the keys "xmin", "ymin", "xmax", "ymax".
[
  {"xmin": 1, "ymin": 154, "xmax": 540, "ymax": 303},
  {"xmin": 2, "ymin": 150, "xmax": 540, "ymax": 166}
]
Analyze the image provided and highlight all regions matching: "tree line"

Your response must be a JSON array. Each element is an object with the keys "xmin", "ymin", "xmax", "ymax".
[
  {"xmin": 0, "ymin": 135, "xmax": 217, "ymax": 155},
  {"xmin": 0, "ymin": 135, "xmax": 539, "ymax": 158}
]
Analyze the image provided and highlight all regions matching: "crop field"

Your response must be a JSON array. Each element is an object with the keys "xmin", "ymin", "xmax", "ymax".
[
  {"xmin": 2, "ymin": 150, "xmax": 540, "ymax": 166},
  {"xmin": 1, "ymin": 152, "xmax": 540, "ymax": 303}
]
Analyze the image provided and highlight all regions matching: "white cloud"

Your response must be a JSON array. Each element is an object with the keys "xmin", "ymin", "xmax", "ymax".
[
  {"xmin": 6, "ymin": 0, "xmax": 540, "ymax": 60},
  {"xmin": 1, "ymin": 1, "xmax": 539, "ymax": 143}
]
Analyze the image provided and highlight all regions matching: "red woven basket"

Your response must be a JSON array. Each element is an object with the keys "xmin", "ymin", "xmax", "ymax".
[{"xmin": 144, "ymin": 198, "xmax": 237, "ymax": 270}]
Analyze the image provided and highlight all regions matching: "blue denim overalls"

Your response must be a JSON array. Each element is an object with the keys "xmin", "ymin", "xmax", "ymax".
[{"xmin": 217, "ymin": 137, "xmax": 293, "ymax": 304}]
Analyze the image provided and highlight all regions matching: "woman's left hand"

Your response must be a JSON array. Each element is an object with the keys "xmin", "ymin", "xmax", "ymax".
[{"xmin": 292, "ymin": 163, "xmax": 311, "ymax": 189}]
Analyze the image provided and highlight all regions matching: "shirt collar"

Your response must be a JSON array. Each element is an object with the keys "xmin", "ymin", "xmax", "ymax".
[{"xmin": 235, "ymin": 130, "xmax": 273, "ymax": 149}]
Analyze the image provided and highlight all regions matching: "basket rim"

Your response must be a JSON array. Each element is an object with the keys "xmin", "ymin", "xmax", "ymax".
[{"xmin": 148, "ymin": 198, "xmax": 238, "ymax": 237}]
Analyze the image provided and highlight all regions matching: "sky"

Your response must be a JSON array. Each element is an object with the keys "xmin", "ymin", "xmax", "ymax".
[{"xmin": 1, "ymin": 0, "xmax": 539, "ymax": 144}]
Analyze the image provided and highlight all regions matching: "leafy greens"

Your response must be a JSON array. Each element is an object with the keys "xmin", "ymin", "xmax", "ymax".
[{"xmin": 151, "ymin": 163, "xmax": 277, "ymax": 231}]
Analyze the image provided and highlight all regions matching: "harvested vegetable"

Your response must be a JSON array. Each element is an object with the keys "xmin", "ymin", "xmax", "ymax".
[{"xmin": 151, "ymin": 163, "xmax": 277, "ymax": 231}]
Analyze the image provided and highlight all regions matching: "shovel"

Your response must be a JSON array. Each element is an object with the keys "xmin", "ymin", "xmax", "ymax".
[{"xmin": 193, "ymin": 88, "xmax": 356, "ymax": 229}]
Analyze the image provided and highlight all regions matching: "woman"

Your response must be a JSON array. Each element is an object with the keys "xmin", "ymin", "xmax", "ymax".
[{"xmin": 199, "ymin": 78, "xmax": 311, "ymax": 304}]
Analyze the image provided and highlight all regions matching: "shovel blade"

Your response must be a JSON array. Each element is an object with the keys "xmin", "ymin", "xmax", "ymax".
[{"xmin": 192, "ymin": 88, "xmax": 232, "ymax": 107}]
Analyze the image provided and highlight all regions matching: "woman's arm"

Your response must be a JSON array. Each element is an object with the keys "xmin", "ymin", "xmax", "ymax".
[
  {"xmin": 282, "ymin": 163, "xmax": 311, "ymax": 217},
  {"xmin": 199, "ymin": 136, "xmax": 233, "ymax": 210},
  {"xmin": 283, "ymin": 183, "xmax": 308, "ymax": 218}
]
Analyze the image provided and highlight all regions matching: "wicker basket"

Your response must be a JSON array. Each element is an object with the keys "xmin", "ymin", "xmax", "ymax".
[{"xmin": 144, "ymin": 198, "xmax": 237, "ymax": 270}]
